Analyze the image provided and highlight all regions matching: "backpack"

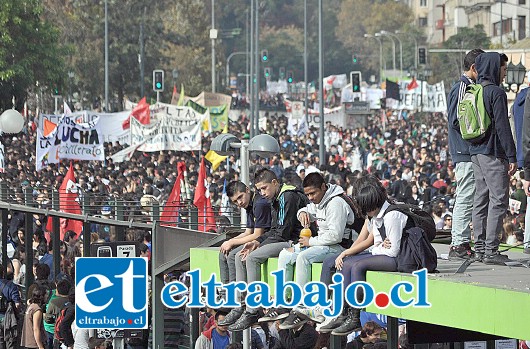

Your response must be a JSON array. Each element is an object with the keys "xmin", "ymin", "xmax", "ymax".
[
  {"xmin": 381, "ymin": 203, "xmax": 438, "ymax": 273},
  {"xmin": 337, "ymin": 194, "xmax": 366, "ymax": 248},
  {"xmin": 396, "ymin": 181, "xmax": 411, "ymax": 202},
  {"xmin": 457, "ymin": 81, "xmax": 494, "ymax": 143},
  {"xmin": 54, "ymin": 304, "xmax": 69, "ymax": 342}
]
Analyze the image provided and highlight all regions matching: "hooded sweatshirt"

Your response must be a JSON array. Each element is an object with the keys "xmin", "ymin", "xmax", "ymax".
[
  {"xmin": 447, "ymin": 73, "xmax": 474, "ymax": 164},
  {"xmin": 512, "ymin": 87, "xmax": 528, "ymax": 168},
  {"xmin": 469, "ymin": 52, "xmax": 516, "ymax": 162},
  {"xmin": 296, "ymin": 184, "xmax": 357, "ymax": 246},
  {"xmin": 256, "ymin": 184, "xmax": 308, "ymax": 246},
  {"xmin": 194, "ymin": 326, "xmax": 230, "ymax": 349}
]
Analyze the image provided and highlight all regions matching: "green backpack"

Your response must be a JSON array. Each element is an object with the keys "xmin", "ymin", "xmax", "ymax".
[{"xmin": 457, "ymin": 82, "xmax": 493, "ymax": 143}]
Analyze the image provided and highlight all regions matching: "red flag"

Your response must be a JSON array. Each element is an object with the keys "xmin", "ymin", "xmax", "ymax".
[
  {"xmin": 407, "ymin": 77, "xmax": 419, "ymax": 90},
  {"xmin": 58, "ymin": 163, "xmax": 83, "ymax": 239},
  {"xmin": 161, "ymin": 162, "xmax": 187, "ymax": 226},
  {"xmin": 193, "ymin": 158, "xmax": 216, "ymax": 232},
  {"xmin": 122, "ymin": 97, "xmax": 150, "ymax": 129}
]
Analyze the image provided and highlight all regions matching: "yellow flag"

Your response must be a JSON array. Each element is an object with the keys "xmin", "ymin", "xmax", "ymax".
[
  {"xmin": 205, "ymin": 150, "xmax": 228, "ymax": 171},
  {"xmin": 177, "ymin": 84, "xmax": 185, "ymax": 106}
]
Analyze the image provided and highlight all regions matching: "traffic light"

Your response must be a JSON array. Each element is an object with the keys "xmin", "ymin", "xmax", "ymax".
[
  {"xmin": 264, "ymin": 67, "xmax": 271, "ymax": 78},
  {"xmin": 279, "ymin": 67, "xmax": 286, "ymax": 79},
  {"xmin": 418, "ymin": 47, "xmax": 427, "ymax": 65},
  {"xmin": 352, "ymin": 54, "xmax": 359, "ymax": 64},
  {"xmin": 261, "ymin": 49, "xmax": 269, "ymax": 62},
  {"xmin": 380, "ymin": 98, "xmax": 387, "ymax": 109},
  {"xmin": 153, "ymin": 69, "xmax": 164, "ymax": 92},
  {"xmin": 351, "ymin": 71, "xmax": 361, "ymax": 92},
  {"xmin": 52, "ymin": 86, "xmax": 60, "ymax": 96},
  {"xmin": 287, "ymin": 71, "xmax": 294, "ymax": 83}
]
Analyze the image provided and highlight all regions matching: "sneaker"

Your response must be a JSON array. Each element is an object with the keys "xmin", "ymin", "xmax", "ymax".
[
  {"xmin": 483, "ymin": 252, "xmax": 511, "ymax": 265},
  {"xmin": 316, "ymin": 314, "xmax": 347, "ymax": 333},
  {"xmin": 257, "ymin": 307, "xmax": 290, "ymax": 323},
  {"xmin": 473, "ymin": 252, "xmax": 485, "ymax": 262},
  {"xmin": 217, "ymin": 307, "xmax": 244, "ymax": 326},
  {"xmin": 331, "ymin": 309, "xmax": 361, "ymax": 336},
  {"xmin": 278, "ymin": 311, "xmax": 308, "ymax": 330},
  {"xmin": 448, "ymin": 243, "xmax": 474, "ymax": 260},
  {"xmin": 293, "ymin": 305, "xmax": 325, "ymax": 323},
  {"xmin": 228, "ymin": 311, "xmax": 259, "ymax": 331}
]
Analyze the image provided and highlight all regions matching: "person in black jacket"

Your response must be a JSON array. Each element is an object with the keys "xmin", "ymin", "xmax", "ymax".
[
  {"xmin": 469, "ymin": 52, "xmax": 517, "ymax": 265},
  {"xmin": 58, "ymin": 290, "xmax": 75, "ymax": 349},
  {"xmin": 272, "ymin": 320, "xmax": 317, "ymax": 349},
  {"xmin": 226, "ymin": 169, "xmax": 309, "ymax": 331}
]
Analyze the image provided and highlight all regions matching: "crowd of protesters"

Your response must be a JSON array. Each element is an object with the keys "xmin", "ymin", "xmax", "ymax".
[{"xmin": 0, "ymin": 89, "xmax": 528, "ymax": 349}]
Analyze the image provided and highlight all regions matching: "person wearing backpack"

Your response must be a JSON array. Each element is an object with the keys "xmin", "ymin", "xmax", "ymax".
[
  {"xmin": 320, "ymin": 175, "xmax": 409, "ymax": 336},
  {"xmin": 0, "ymin": 266, "xmax": 21, "ymax": 349},
  {"xmin": 276, "ymin": 172, "xmax": 360, "ymax": 327},
  {"xmin": 44, "ymin": 279, "xmax": 71, "ymax": 349},
  {"xmin": 446, "ymin": 48, "xmax": 485, "ymax": 260},
  {"xmin": 468, "ymin": 52, "xmax": 517, "ymax": 265},
  {"xmin": 223, "ymin": 169, "xmax": 310, "ymax": 331}
]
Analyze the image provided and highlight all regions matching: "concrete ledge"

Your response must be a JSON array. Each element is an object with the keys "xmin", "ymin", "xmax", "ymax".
[{"xmin": 189, "ymin": 246, "xmax": 530, "ymax": 340}]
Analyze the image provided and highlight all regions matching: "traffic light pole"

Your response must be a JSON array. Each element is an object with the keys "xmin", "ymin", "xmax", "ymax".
[
  {"xmin": 253, "ymin": 0, "xmax": 260, "ymax": 137},
  {"xmin": 157, "ymin": 91, "xmax": 160, "ymax": 104}
]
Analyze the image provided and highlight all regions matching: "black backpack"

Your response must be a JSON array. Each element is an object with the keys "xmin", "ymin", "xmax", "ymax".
[
  {"xmin": 337, "ymin": 193, "xmax": 365, "ymax": 249},
  {"xmin": 381, "ymin": 203, "xmax": 438, "ymax": 273}
]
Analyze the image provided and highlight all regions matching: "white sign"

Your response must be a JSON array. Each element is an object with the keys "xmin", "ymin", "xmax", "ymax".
[
  {"xmin": 131, "ymin": 104, "xmax": 205, "ymax": 152},
  {"xmin": 36, "ymin": 115, "xmax": 105, "ymax": 171},
  {"xmin": 396, "ymin": 80, "xmax": 447, "ymax": 112},
  {"xmin": 464, "ymin": 342, "xmax": 486, "ymax": 349},
  {"xmin": 116, "ymin": 245, "xmax": 136, "ymax": 258},
  {"xmin": 495, "ymin": 339, "xmax": 517, "ymax": 349},
  {"xmin": 40, "ymin": 111, "xmax": 130, "ymax": 144},
  {"xmin": 291, "ymin": 101, "xmax": 304, "ymax": 120}
]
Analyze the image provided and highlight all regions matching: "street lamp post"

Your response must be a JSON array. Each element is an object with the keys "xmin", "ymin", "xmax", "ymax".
[
  {"xmin": 210, "ymin": 132, "xmax": 279, "ymax": 349},
  {"xmin": 506, "ymin": 60, "xmax": 527, "ymax": 93},
  {"xmin": 0, "ymin": 108, "xmax": 24, "ymax": 271},
  {"xmin": 172, "ymin": 69, "xmax": 179, "ymax": 89},
  {"xmin": 226, "ymin": 52, "xmax": 248, "ymax": 88},
  {"xmin": 211, "ymin": 0, "xmax": 217, "ymax": 93},
  {"xmin": 364, "ymin": 34, "xmax": 383, "ymax": 83},
  {"xmin": 318, "ymin": 0, "xmax": 325, "ymax": 166},
  {"xmin": 396, "ymin": 30, "xmax": 418, "ymax": 71},
  {"xmin": 381, "ymin": 30, "xmax": 403, "ymax": 77},
  {"xmin": 377, "ymin": 32, "xmax": 397, "ymax": 74},
  {"xmin": 104, "ymin": 0, "xmax": 109, "ymax": 112}
]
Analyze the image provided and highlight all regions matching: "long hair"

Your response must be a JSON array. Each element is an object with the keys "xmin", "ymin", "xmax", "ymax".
[{"xmin": 354, "ymin": 175, "xmax": 388, "ymax": 217}]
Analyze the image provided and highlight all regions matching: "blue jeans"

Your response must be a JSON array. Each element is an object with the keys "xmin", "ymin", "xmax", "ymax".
[
  {"xmin": 523, "ymin": 196, "xmax": 530, "ymax": 248},
  {"xmin": 451, "ymin": 162, "xmax": 475, "ymax": 246},
  {"xmin": 277, "ymin": 243, "xmax": 344, "ymax": 287}
]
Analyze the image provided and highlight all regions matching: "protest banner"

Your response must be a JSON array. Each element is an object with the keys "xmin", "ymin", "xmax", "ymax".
[
  {"xmin": 36, "ymin": 115, "xmax": 105, "ymax": 171},
  {"xmin": 131, "ymin": 105, "xmax": 205, "ymax": 152}
]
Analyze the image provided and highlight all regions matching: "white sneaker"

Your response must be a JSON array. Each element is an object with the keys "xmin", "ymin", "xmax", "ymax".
[{"xmin": 293, "ymin": 305, "xmax": 326, "ymax": 323}]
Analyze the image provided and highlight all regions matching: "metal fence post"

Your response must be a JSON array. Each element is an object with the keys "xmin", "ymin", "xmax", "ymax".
[
  {"xmin": 24, "ymin": 187, "xmax": 34, "ymax": 298},
  {"xmin": 51, "ymin": 189, "xmax": 61, "ymax": 282},
  {"xmin": 115, "ymin": 198, "xmax": 125, "ymax": 241},
  {"xmin": 83, "ymin": 192, "xmax": 91, "ymax": 256}
]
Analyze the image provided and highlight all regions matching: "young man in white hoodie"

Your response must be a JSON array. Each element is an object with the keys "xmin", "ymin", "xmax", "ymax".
[
  {"xmin": 276, "ymin": 172, "xmax": 357, "ymax": 288},
  {"xmin": 269, "ymin": 172, "xmax": 360, "ymax": 328}
]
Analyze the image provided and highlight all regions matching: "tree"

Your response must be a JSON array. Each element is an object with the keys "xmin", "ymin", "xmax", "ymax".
[
  {"xmin": 0, "ymin": 0, "xmax": 66, "ymax": 111},
  {"xmin": 432, "ymin": 25, "xmax": 491, "ymax": 91}
]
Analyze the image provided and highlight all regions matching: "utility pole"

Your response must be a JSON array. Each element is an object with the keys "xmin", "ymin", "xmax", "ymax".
[{"xmin": 139, "ymin": 7, "xmax": 145, "ymax": 97}]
